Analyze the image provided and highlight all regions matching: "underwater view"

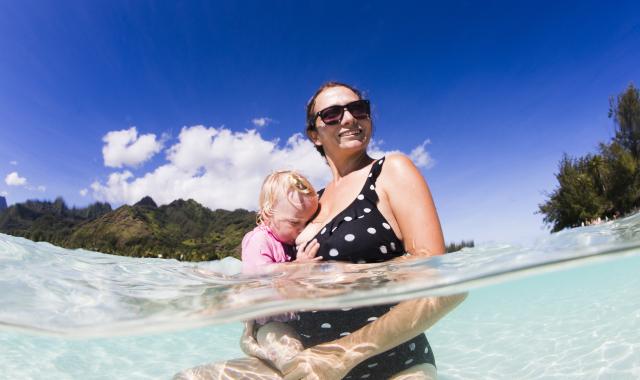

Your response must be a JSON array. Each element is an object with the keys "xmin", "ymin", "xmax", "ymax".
[
  {"xmin": 2, "ymin": 213, "xmax": 640, "ymax": 379},
  {"xmin": 2, "ymin": 1, "xmax": 640, "ymax": 379}
]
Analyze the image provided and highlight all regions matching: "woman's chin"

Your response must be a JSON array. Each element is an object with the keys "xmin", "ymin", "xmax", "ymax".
[{"xmin": 338, "ymin": 139, "xmax": 367, "ymax": 152}]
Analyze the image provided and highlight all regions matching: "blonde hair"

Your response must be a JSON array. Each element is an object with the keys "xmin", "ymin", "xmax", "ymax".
[{"xmin": 257, "ymin": 170, "xmax": 317, "ymax": 225}]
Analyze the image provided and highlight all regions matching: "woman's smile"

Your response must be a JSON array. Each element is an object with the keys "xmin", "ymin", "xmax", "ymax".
[{"xmin": 338, "ymin": 128, "xmax": 363, "ymax": 138}]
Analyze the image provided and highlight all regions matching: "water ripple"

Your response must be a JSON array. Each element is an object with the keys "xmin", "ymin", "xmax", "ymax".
[{"xmin": 1, "ymin": 213, "xmax": 640, "ymax": 337}]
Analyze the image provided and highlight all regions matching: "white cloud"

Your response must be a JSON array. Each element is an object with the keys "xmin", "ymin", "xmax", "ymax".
[
  {"xmin": 368, "ymin": 139, "xmax": 435, "ymax": 169},
  {"xmin": 24, "ymin": 184, "xmax": 46, "ymax": 192},
  {"xmin": 251, "ymin": 117, "xmax": 273, "ymax": 127},
  {"xmin": 409, "ymin": 140, "xmax": 435, "ymax": 169},
  {"xmin": 90, "ymin": 126, "xmax": 435, "ymax": 211},
  {"xmin": 80, "ymin": 188, "xmax": 88, "ymax": 197},
  {"xmin": 367, "ymin": 139, "xmax": 401, "ymax": 159},
  {"xmin": 102, "ymin": 127, "xmax": 164, "ymax": 168},
  {"xmin": 5, "ymin": 172, "xmax": 27, "ymax": 186},
  {"xmin": 92, "ymin": 126, "xmax": 332, "ymax": 210},
  {"xmin": 0, "ymin": 191, "xmax": 7, "ymax": 197},
  {"xmin": 9, "ymin": 161, "xmax": 17, "ymax": 166}
]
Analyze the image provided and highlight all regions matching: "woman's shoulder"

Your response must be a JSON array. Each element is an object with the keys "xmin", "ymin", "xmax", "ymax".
[
  {"xmin": 376, "ymin": 153, "xmax": 429, "ymax": 197},
  {"xmin": 379, "ymin": 153, "xmax": 422, "ymax": 179}
]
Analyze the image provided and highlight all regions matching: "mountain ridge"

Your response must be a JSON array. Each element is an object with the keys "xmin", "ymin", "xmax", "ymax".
[{"xmin": 0, "ymin": 196, "xmax": 255, "ymax": 261}]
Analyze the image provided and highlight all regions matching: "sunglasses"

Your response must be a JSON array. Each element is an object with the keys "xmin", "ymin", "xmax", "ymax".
[{"xmin": 314, "ymin": 99, "xmax": 370, "ymax": 127}]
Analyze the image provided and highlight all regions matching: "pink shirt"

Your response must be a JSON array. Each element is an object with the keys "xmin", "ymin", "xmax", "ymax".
[
  {"xmin": 241, "ymin": 224, "xmax": 296, "ymax": 324},
  {"xmin": 241, "ymin": 224, "xmax": 294, "ymax": 274}
]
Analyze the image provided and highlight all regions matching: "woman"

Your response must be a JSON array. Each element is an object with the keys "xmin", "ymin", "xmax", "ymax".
[
  {"xmin": 175, "ymin": 83, "xmax": 465, "ymax": 379},
  {"xmin": 277, "ymin": 82, "xmax": 464, "ymax": 379}
]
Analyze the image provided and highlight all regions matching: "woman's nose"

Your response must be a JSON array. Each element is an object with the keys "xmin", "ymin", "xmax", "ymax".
[{"xmin": 341, "ymin": 109, "xmax": 357, "ymax": 125}]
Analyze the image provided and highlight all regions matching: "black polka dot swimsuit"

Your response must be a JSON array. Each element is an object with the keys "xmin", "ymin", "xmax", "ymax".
[{"xmin": 290, "ymin": 157, "xmax": 435, "ymax": 379}]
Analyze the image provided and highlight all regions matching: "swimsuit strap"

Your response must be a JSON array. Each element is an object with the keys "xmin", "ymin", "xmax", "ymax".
[
  {"xmin": 315, "ymin": 156, "xmax": 385, "ymax": 203},
  {"xmin": 361, "ymin": 156, "xmax": 386, "ymax": 203}
]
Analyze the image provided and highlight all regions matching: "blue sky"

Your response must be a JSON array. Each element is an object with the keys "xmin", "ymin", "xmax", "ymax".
[{"xmin": 1, "ymin": 1, "xmax": 639, "ymax": 244}]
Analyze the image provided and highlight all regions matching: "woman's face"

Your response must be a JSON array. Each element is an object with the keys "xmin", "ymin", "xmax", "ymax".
[{"xmin": 309, "ymin": 86, "xmax": 372, "ymax": 156}]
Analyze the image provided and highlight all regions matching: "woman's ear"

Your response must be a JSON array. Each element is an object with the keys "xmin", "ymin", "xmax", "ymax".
[{"xmin": 307, "ymin": 128, "xmax": 322, "ymax": 147}]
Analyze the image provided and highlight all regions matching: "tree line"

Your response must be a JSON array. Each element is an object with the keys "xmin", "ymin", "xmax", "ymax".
[{"xmin": 539, "ymin": 83, "xmax": 640, "ymax": 231}]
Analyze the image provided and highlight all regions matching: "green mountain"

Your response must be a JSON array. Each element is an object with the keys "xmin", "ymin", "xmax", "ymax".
[
  {"xmin": 0, "ymin": 195, "xmax": 470, "ymax": 259},
  {"xmin": 0, "ymin": 196, "xmax": 256, "ymax": 261},
  {"xmin": 0, "ymin": 197, "xmax": 112, "ymax": 243}
]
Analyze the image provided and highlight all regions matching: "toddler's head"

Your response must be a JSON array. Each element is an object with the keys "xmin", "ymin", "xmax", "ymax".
[{"xmin": 258, "ymin": 170, "xmax": 318, "ymax": 245}]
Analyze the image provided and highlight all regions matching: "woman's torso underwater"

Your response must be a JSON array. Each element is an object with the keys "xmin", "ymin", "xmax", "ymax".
[{"xmin": 289, "ymin": 157, "xmax": 435, "ymax": 378}]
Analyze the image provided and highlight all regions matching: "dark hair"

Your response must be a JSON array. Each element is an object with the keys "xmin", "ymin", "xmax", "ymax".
[{"xmin": 305, "ymin": 82, "xmax": 365, "ymax": 157}]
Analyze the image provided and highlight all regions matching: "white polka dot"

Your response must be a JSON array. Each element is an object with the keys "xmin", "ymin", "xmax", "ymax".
[
  {"xmin": 358, "ymin": 215, "xmax": 365, "ymax": 219},
  {"xmin": 301, "ymin": 333, "xmax": 311, "ymax": 338},
  {"xmin": 380, "ymin": 245, "xmax": 388, "ymax": 254},
  {"xmin": 357, "ymin": 194, "xmax": 364, "ymax": 200},
  {"xmin": 390, "ymin": 242, "xmax": 396, "ymax": 251},
  {"xmin": 368, "ymin": 173, "xmax": 373, "ymax": 177},
  {"xmin": 320, "ymin": 227, "xmax": 326, "ymax": 234},
  {"xmin": 367, "ymin": 227, "xmax": 376, "ymax": 234},
  {"xmin": 382, "ymin": 222, "xmax": 391, "ymax": 230},
  {"xmin": 388, "ymin": 351, "xmax": 396, "ymax": 357},
  {"xmin": 341, "ymin": 307, "xmax": 352, "ymax": 311},
  {"xmin": 344, "ymin": 234, "xmax": 355, "ymax": 242},
  {"xmin": 329, "ymin": 249, "xmax": 339, "ymax": 257},
  {"xmin": 404, "ymin": 359, "xmax": 414, "ymax": 365},
  {"xmin": 311, "ymin": 310, "xmax": 317, "ymax": 313},
  {"xmin": 424, "ymin": 346, "xmax": 429, "ymax": 354},
  {"xmin": 363, "ymin": 208, "xmax": 371, "ymax": 213},
  {"xmin": 367, "ymin": 363, "xmax": 378, "ymax": 368},
  {"xmin": 344, "ymin": 216, "xmax": 353, "ymax": 221},
  {"xmin": 369, "ymin": 185, "xmax": 375, "ymax": 190},
  {"xmin": 378, "ymin": 159, "xmax": 384, "ymax": 165},
  {"xmin": 332, "ymin": 227, "xmax": 337, "ymax": 232},
  {"xmin": 367, "ymin": 316, "xmax": 378, "ymax": 322},
  {"xmin": 339, "ymin": 332, "xmax": 351, "ymax": 337},
  {"xmin": 409, "ymin": 343, "xmax": 416, "ymax": 351},
  {"xmin": 321, "ymin": 323, "xmax": 332, "ymax": 328},
  {"xmin": 361, "ymin": 375, "xmax": 370, "ymax": 379}
]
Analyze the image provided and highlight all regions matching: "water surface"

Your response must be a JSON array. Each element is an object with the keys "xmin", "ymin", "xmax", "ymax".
[{"xmin": 1, "ymin": 214, "xmax": 640, "ymax": 378}]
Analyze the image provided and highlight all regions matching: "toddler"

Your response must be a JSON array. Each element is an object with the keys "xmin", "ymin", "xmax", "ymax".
[{"xmin": 241, "ymin": 170, "xmax": 320, "ymax": 372}]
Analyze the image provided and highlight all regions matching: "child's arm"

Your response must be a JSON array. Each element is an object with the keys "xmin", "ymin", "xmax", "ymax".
[{"xmin": 241, "ymin": 232, "xmax": 278, "ymax": 274}]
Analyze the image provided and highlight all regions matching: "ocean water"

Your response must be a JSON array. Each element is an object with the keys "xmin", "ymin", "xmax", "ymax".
[{"xmin": 1, "ymin": 214, "xmax": 640, "ymax": 379}]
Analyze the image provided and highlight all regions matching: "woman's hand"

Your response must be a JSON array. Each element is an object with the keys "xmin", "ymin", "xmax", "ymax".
[{"xmin": 294, "ymin": 239, "xmax": 321, "ymax": 263}]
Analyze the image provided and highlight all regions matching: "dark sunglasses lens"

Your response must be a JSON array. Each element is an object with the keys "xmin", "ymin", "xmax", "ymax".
[
  {"xmin": 320, "ymin": 106, "xmax": 344, "ymax": 125},
  {"xmin": 347, "ymin": 100, "xmax": 370, "ymax": 119}
]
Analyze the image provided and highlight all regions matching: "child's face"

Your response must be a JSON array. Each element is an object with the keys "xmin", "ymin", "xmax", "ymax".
[{"xmin": 267, "ymin": 192, "xmax": 318, "ymax": 245}]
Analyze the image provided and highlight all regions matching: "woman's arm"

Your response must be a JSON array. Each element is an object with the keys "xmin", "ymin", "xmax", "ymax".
[
  {"xmin": 283, "ymin": 154, "xmax": 467, "ymax": 379},
  {"xmin": 380, "ymin": 153, "xmax": 445, "ymax": 257},
  {"xmin": 282, "ymin": 294, "xmax": 466, "ymax": 379}
]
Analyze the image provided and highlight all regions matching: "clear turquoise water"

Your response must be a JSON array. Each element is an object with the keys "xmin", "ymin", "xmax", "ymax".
[{"xmin": 1, "ymin": 214, "xmax": 640, "ymax": 379}]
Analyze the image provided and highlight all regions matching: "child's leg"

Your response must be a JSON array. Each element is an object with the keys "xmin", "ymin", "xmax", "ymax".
[
  {"xmin": 389, "ymin": 363, "xmax": 437, "ymax": 380},
  {"xmin": 255, "ymin": 321, "xmax": 304, "ymax": 372}
]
